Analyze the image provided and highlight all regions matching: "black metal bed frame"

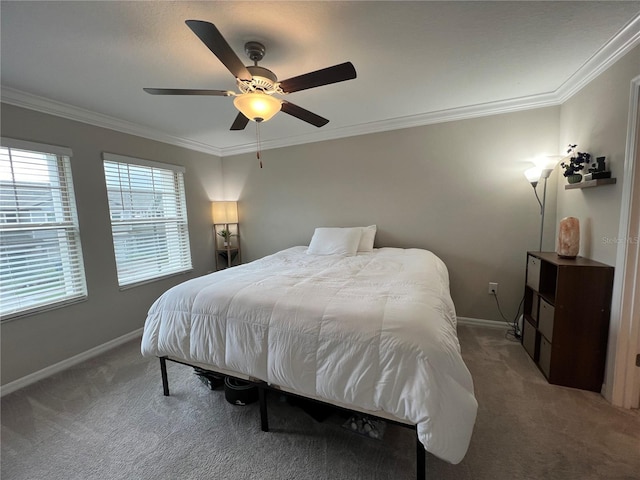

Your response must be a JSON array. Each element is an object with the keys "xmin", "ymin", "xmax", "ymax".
[{"xmin": 159, "ymin": 356, "xmax": 426, "ymax": 480}]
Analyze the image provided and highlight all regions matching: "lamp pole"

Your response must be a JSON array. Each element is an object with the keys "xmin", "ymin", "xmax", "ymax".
[
  {"xmin": 539, "ymin": 176, "xmax": 548, "ymax": 251},
  {"xmin": 527, "ymin": 174, "xmax": 548, "ymax": 251},
  {"xmin": 525, "ymin": 159, "xmax": 558, "ymax": 252}
]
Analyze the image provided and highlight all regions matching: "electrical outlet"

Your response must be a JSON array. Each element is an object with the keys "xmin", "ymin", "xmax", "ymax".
[{"xmin": 488, "ymin": 282, "xmax": 498, "ymax": 295}]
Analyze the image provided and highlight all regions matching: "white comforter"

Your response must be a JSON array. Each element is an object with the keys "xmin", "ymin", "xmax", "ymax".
[{"xmin": 141, "ymin": 247, "xmax": 477, "ymax": 463}]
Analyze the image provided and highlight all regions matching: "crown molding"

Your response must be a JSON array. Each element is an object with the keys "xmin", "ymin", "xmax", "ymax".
[
  {"xmin": 2, "ymin": 13, "xmax": 638, "ymax": 158},
  {"xmin": 0, "ymin": 88, "xmax": 224, "ymax": 157},
  {"xmin": 221, "ymin": 91, "xmax": 561, "ymax": 156},
  {"xmin": 0, "ymin": 83, "xmax": 561, "ymax": 158}
]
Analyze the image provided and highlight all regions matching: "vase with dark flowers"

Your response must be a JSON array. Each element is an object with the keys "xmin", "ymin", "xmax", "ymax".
[{"xmin": 561, "ymin": 144, "xmax": 590, "ymax": 184}]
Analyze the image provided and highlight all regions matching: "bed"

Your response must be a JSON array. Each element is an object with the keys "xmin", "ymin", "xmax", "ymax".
[{"xmin": 141, "ymin": 226, "xmax": 477, "ymax": 477}]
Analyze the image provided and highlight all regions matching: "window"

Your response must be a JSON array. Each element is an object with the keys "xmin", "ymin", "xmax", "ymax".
[
  {"xmin": 103, "ymin": 153, "xmax": 192, "ymax": 287},
  {"xmin": 0, "ymin": 138, "xmax": 87, "ymax": 319}
]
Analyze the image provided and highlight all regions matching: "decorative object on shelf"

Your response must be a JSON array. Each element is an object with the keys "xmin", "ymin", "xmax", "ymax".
[
  {"xmin": 211, "ymin": 201, "xmax": 241, "ymax": 270},
  {"xmin": 584, "ymin": 156, "xmax": 611, "ymax": 181},
  {"xmin": 557, "ymin": 216, "xmax": 580, "ymax": 258},
  {"xmin": 589, "ymin": 156, "xmax": 606, "ymax": 173},
  {"xmin": 217, "ymin": 228, "xmax": 233, "ymax": 246},
  {"xmin": 567, "ymin": 174, "xmax": 583, "ymax": 184},
  {"xmin": 560, "ymin": 144, "xmax": 590, "ymax": 184},
  {"xmin": 524, "ymin": 156, "xmax": 560, "ymax": 251},
  {"xmin": 584, "ymin": 172, "xmax": 611, "ymax": 181}
]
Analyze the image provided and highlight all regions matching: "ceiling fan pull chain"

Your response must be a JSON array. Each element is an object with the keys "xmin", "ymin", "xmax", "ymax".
[{"xmin": 256, "ymin": 120, "xmax": 263, "ymax": 168}]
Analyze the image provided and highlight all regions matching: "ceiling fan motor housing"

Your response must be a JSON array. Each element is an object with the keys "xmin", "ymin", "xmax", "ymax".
[
  {"xmin": 245, "ymin": 41, "xmax": 266, "ymax": 62},
  {"xmin": 239, "ymin": 65, "xmax": 279, "ymax": 94}
]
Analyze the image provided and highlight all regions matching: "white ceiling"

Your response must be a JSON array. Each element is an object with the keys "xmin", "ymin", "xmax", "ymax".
[{"xmin": 2, "ymin": 1, "xmax": 640, "ymax": 157}]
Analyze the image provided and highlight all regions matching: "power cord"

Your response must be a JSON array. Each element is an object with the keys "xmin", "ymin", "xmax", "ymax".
[{"xmin": 490, "ymin": 291, "xmax": 523, "ymax": 342}]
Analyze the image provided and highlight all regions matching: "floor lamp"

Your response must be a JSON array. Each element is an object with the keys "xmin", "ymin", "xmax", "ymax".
[{"xmin": 525, "ymin": 159, "xmax": 558, "ymax": 251}]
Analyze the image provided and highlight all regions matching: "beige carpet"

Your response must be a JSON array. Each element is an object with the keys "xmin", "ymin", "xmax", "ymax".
[{"xmin": 2, "ymin": 325, "xmax": 639, "ymax": 479}]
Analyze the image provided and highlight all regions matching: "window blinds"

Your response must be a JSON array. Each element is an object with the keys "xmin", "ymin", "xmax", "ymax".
[
  {"xmin": 103, "ymin": 154, "xmax": 192, "ymax": 287},
  {"xmin": 0, "ymin": 142, "xmax": 87, "ymax": 319}
]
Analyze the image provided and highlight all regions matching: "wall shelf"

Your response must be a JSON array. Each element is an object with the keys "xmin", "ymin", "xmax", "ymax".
[{"xmin": 564, "ymin": 178, "xmax": 616, "ymax": 190}]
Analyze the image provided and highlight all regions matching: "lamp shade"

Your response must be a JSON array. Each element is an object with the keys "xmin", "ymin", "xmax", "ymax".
[
  {"xmin": 211, "ymin": 201, "xmax": 238, "ymax": 224},
  {"xmin": 233, "ymin": 92, "xmax": 281, "ymax": 122},
  {"xmin": 524, "ymin": 167, "xmax": 542, "ymax": 184},
  {"xmin": 534, "ymin": 156, "xmax": 561, "ymax": 179}
]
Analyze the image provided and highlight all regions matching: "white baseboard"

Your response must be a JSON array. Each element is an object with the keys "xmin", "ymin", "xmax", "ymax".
[
  {"xmin": 457, "ymin": 316, "xmax": 508, "ymax": 329},
  {"xmin": 0, "ymin": 328, "xmax": 143, "ymax": 397}
]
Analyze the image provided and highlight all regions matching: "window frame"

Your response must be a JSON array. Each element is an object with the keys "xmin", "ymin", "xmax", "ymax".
[
  {"xmin": 102, "ymin": 153, "xmax": 193, "ymax": 289},
  {"xmin": 0, "ymin": 137, "xmax": 88, "ymax": 321}
]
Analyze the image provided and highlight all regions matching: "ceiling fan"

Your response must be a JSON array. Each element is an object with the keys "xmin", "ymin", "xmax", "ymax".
[{"xmin": 144, "ymin": 20, "xmax": 357, "ymax": 131}]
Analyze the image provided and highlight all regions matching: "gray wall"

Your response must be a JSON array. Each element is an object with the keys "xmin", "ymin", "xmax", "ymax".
[
  {"xmin": 557, "ymin": 45, "xmax": 640, "ymax": 265},
  {"xmin": 223, "ymin": 107, "xmax": 561, "ymax": 323},
  {"xmin": 556, "ymin": 45, "xmax": 640, "ymax": 399},
  {"xmin": 0, "ymin": 104, "xmax": 223, "ymax": 385}
]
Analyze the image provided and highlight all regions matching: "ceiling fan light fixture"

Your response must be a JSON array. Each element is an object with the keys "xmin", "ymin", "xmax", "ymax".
[{"xmin": 233, "ymin": 92, "xmax": 281, "ymax": 122}]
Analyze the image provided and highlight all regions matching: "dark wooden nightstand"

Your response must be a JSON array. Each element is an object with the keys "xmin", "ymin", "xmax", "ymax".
[{"xmin": 522, "ymin": 251, "xmax": 614, "ymax": 391}]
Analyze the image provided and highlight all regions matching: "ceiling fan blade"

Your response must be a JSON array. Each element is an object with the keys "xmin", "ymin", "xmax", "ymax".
[
  {"xmin": 143, "ymin": 88, "xmax": 233, "ymax": 96},
  {"xmin": 279, "ymin": 62, "xmax": 356, "ymax": 94},
  {"xmin": 185, "ymin": 20, "xmax": 252, "ymax": 81},
  {"xmin": 280, "ymin": 101, "xmax": 329, "ymax": 127},
  {"xmin": 230, "ymin": 112, "xmax": 250, "ymax": 131}
]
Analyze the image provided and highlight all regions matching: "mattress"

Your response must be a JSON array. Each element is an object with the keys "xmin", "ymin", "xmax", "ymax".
[{"xmin": 141, "ymin": 246, "xmax": 477, "ymax": 463}]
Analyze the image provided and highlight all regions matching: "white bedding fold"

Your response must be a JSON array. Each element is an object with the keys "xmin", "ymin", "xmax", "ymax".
[{"xmin": 141, "ymin": 246, "xmax": 477, "ymax": 463}]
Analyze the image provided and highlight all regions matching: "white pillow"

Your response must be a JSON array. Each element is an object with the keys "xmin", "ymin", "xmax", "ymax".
[
  {"xmin": 307, "ymin": 227, "xmax": 362, "ymax": 256},
  {"xmin": 357, "ymin": 225, "xmax": 377, "ymax": 252}
]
